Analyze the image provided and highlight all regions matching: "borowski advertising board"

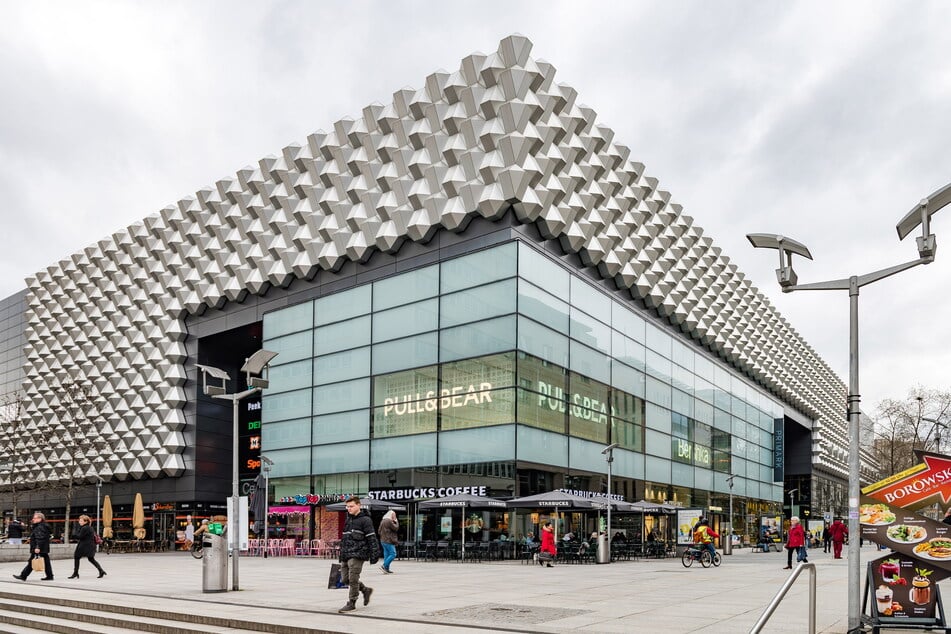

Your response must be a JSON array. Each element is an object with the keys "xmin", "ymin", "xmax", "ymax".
[{"xmin": 859, "ymin": 451, "xmax": 951, "ymax": 628}]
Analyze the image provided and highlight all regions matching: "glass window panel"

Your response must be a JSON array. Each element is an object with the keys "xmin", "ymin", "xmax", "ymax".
[
  {"xmin": 517, "ymin": 352, "xmax": 566, "ymax": 396},
  {"xmin": 516, "ymin": 387, "xmax": 566, "ymax": 433},
  {"xmin": 439, "ymin": 316, "xmax": 516, "ymax": 362},
  {"xmin": 645, "ymin": 429, "xmax": 670, "ymax": 458},
  {"xmin": 611, "ymin": 390, "xmax": 644, "ymax": 424},
  {"xmin": 373, "ymin": 264, "xmax": 439, "ymax": 311},
  {"xmin": 713, "ymin": 407, "xmax": 731, "ymax": 432},
  {"xmin": 694, "ymin": 421, "xmax": 712, "ymax": 447},
  {"xmin": 694, "ymin": 355, "xmax": 715, "ymax": 382},
  {"xmin": 694, "ymin": 398, "xmax": 714, "ymax": 425},
  {"xmin": 670, "ymin": 340, "xmax": 694, "ymax": 372},
  {"xmin": 570, "ymin": 276, "xmax": 611, "ymax": 324},
  {"xmin": 671, "ymin": 462, "xmax": 694, "ymax": 488},
  {"xmin": 371, "ymin": 402, "xmax": 436, "ymax": 437},
  {"xmin": 611, "ymin": 361, "xmax": 646, "ymax": 399},
  {"xmin": 315, "ymin": 285, "xmax": 371, "ymax": 325},
  {"xmin": 645, "ymin": 402, "xmax": 672, "ymax": 434},
  {"xmin": 313, "ymin": 441, "xmax": 369, "ymax": 474},
  {"xmin": 441, "ymin": 388, "xmax": 515, "ymax": 431},
  {"xmin": 645, "ymin": 456, "xmax": 671, "ymax": 482},
  {"xmin": 731, "ymin": 395, "xmax": 747, "ymax": 420},
  {"xmin": 671, "ymin": 412, "xmax": 690, "ymax": 439},
  {"xmin": 262, "ymin": 389, "xmax": 311, "ymax": 423},
  {"xmin": 517, "ymin": 316, "xmax": 569, "ymax": 367},
  {"xmin": 372, "ymin": 366, "xmax": 439, "ymax": 408},
  {"xmin": 262, "ymin": 418, "xmax": 310, "ymax": 450},
  {"xmin": 712, "ymin": 428, "xmax": 731, "ymax": 451},
  {"xmin": 313, "ymin": 378, "xmax": 370, "ymax": 415},
  {"xmin": 372, "ymin": 333, "xmax": 439, "ymax": 374},
  {"xmin": 695, "ymin": 376, "xmax": 715, "ymax": 404},
  {"xmin": 713, "ymin": 449, "xmax": 732, "ymax": 474},
  {"xmin": 518, "ymin": 243, "xmax": 569, "ymax": 299},
  {"xmin": 517, "ymin": 425, "xmax": 568, "ymax": 468},
  {"xmin": 611, "ymin": 301, "xmax": 646, "ymax": 343},
  {"xmin": 612, "ymin": 332, "xmax": 645, "ymax": 371},
  {"xmin": 441, "ymin": 279, "xmax": 516, "ymax": 328},
  {"xmin": 266, "ymin": 447, "xmax": 311, "ymax": 478},
  {"xmin": 645, "ymin": 350, "xmax": 672, "ymax": 383},
  {"xmin": 714, "ymin": 365, "xmax": 731, "ymax": 389},
  {"xmin": 442, "ymin": 352, "xmax": 515, "ymax": 389},
  {"xmin": 646, "ymin": 376, "xmax": 672, "ymax": 409},
  {"xmin": 371, "ymin": 434, "xmax": 437, "ymax": 470},
  {"xmin": 265, "ymin": 330, "xmax": 313, "ymax": 364},
  {"xmin": 671, "ymin": 364, "xmax": 693, "ymax": 394},
  {"xmin": 714, "ymin": 387, "xmax": 731, "ymax": 412},
  {"xmin": 568, "ymin": 404, "xmax": 609, "ymax": 443},
  {"xmin": 439, "ymin": 425, "xmax": 516, "ymax": 463},
  {"xmin": 569, "ymin": 306, "xmax": 611, "ymax": 354},
  {"xmin": 441, "ymin": 242, "xmax": 517, "ymax": 294},
  {"xmin": 314, "ymin": 346, "xmax": 370, "ymax": 385},
  {"xmin": 612, "ymin": 418, "xmax": 643, "ymax": 452},
  {"xmin": 671, "ymin": 388, "xmax": 693, "ymax": 419},
  {"xmin": 264, "ymin": 301, "xmax": 313, "ymax": 338},
  {"xmin": 518, "ymin": 281, "xmax": 569, "ymax": 334},
  {"xmin": 313, "ymin": 409, "xmax": 369, "ymax": 444},
  {"xmin": 268, "ymin": 359, "xmax": 313, "ymax": 394},
  {"xmin": 568, "ymin": 341, "xmax": 610, "ymax": 384},
  {"xmin": 645, "ymin": 323, "xmax": 672, "ymax": 358},
  {"xmin": 372, "ymin": 299, "xmax": 438, "ymax": 342},
  {"xmin": 315, "ymin": 316, "xmax": 371, "ymax": 356}
]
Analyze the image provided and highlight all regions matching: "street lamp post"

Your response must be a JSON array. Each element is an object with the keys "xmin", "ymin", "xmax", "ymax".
[
  {"xmin": 198, "ymin": 349, "xmax": 278, "ymax": 592},
  {"xmin": 261, "ymin": 455, "xmax": 273, "ymax": 559},
  {"xmin": 94, "ymin": 475, "xmax": 104, "ymax": 538},
  {"xmin": 601, "ymin": 443, "xmax": 619, "ymax": 564},
  {"xmin": 788, "ymin": 488, "xmax": 799, "ymax": 520},
  {"xmin": 726, "ymin": 474, "xmax": 735, "ymax": 555},
  {"xmin": 746, "ymin": 180, "xmax": 950, "ymax": 633}
]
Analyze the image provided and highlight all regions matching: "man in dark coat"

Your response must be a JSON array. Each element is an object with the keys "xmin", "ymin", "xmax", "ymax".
[
  {"xmin": 6, "ymin": 518, "xmax": 24, "ymax": 545},
  {"xmin": 337, "ymin": 497, "xmax": 380, "ymax": 613},
  {"xmin": 13, "ymin": 512, "xmax": 53, "ymax": 580}
]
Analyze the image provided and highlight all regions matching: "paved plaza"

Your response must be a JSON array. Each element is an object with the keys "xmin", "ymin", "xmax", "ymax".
[{"xmin": 0, "ymin": 544, "xmax": 923, "ymax": 633}]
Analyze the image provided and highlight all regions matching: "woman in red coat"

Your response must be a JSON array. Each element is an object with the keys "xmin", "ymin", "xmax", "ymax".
[
  {"xmin": 784, "ymin": 516, "xmax": 806, "ymax": 569},
  {"xmin": 539, "ymin": 521, "xmax": 557, "ymax": 567}
]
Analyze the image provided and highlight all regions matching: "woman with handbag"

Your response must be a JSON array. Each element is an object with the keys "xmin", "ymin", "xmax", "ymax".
[
  {"xmin": 539, "ymin": 521, "xmax": 557, "ymax": 567},
  {"xmin": 68, "ymin": 515, "xmax": 106, "ymax": 579}
]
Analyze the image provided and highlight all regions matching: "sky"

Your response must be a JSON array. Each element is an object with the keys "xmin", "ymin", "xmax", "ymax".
[{"xmin": 2, "ymin": 1, "xmax": 950, "ymax": 412}]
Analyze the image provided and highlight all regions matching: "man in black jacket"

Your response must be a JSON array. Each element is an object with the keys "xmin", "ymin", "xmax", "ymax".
[
  {"xmin": 337, "ymin": 497, "xmax": 380, "ymax": 613},
  {"xmin": 6, "ymin": 518, "xmax": 24, "ymax": 545},
  {"xmin": 13, "ymin": 512, "xmax": 53, "ymax": 581}
]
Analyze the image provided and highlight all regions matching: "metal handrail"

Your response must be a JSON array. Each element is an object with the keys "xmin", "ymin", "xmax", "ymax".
[{"xmin": 749, "ymin": 561, "xmax": 816, "ymax": 634}]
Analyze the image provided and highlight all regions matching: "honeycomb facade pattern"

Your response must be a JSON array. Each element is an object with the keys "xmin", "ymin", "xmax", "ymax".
[{"xmin": 17, "ymin": 35, "xmax": 856, "ymax": 486}]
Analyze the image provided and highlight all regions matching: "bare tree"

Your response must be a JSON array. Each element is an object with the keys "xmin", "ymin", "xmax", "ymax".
[
  {"xmin": 871, "ymin": 388, "xmax": 951, "ymax": 477},
  {"xmin": 51, "ymin": 382, "xmax": 105, "ymax": 542},
  {"xmin": 0, "ymin": 391, "xmax": 26, "ymax": 519}
]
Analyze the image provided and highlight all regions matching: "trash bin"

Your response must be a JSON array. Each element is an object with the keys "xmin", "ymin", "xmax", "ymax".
[
  {"xmin": 202, "ymin": 533, "xmax": 228, "ymax": 593},
  {"xmin": 723, "ymin": 531, "xmax": 732, "ymax": 556},
  {"xmin": 596, "ymin": 534, "xmax": 610, "ymax": 564}
]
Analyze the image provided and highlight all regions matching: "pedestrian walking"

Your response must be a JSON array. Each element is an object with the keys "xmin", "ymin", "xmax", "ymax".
[
  {"xmin": 6, "ymin": 518, "xmax": 24, "ymax": 545},
  {"xmin": 68, "ymin": 515, "xmax": 106, "ymax": 579},
  {"xmin": 378, "ymin": 510, "xmax": 399, "ymax": 574},
  {"xmin": 539, "ymin": 521, "xmax": 557, "ymax": 567},
  {"xmin": 337, "ymin": 497, "xmax": 381, "ymax": 614},
  {"xmin": 13, "ymin": 512, "xmax": 53, "ymax": 581},
  {"xmin": 822, "ymin": 523, "xmax": 831, "ymax": 553},
  {"xmin": 829, "ymin": 517, "xmax": 848, "ymax": 559},
  {"xmin": 784, "ymin": 516, "xmax": 806, "ymax": 569}
]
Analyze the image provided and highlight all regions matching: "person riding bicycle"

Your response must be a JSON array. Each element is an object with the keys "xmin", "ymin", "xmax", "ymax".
[{"xmin": 693, "ymin": 517, "xmax": 719, "ymax": 563}]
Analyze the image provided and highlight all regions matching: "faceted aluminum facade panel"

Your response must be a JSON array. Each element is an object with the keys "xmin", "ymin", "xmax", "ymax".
[{"xmin": 19, "ymin": 35, "xmax": 852, "ymax": 484}]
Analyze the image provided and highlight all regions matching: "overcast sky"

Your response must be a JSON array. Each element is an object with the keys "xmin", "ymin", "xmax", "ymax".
[{"xmin": 2, "ymin": 1, "xmax": 950, "ymax": 412}]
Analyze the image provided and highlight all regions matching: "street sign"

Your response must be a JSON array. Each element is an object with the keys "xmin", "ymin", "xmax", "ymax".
[{"xmin": 863, "ymin": 452, "xmax": 951, "ymax": 511}]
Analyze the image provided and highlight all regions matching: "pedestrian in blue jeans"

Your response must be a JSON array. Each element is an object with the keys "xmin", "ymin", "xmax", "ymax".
[{"xmin": 378, "ymin": 510, "xmax": 399, "ymax": 574}]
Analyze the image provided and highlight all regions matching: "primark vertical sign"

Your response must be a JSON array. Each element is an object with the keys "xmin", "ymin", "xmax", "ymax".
[{"xmin": 773, "ymin": 418, "xmax": 785, "ymax": 483}]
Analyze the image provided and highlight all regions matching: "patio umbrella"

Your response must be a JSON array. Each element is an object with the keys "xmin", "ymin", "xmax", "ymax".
[
  {"xmin": 132, "ymin": 492, "xmax": 146, "ymax": 539},
  {"xmin": 102, "ymin": 495, "xmax": 113, "ymax": 539},
  {"xmin": 325, "ymin": 498, "xmax": 407, "ymax": 512},
  {"xmin": 506, "ymin": 491, "xmax": 595, "ymax": 543},
  {"xmin": 250, "ymin": 472, "xmax": 267, "ymax": 534},
  {"xmin": 418, "ymin": 493, "xmax": 507, "ymax": 562}
]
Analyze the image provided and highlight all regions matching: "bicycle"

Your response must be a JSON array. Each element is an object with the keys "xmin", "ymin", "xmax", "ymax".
[
  {"xmin": 681, "ymin": 545, "xmax": 722, "ymax": 568},
  {"xmin": 190, "ymin": 540, "xmax": 204, "ymax": 559}
]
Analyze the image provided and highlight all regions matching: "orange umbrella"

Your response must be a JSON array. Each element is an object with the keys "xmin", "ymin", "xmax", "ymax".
[
  {"xmin": 133, "ymin": 492, "xmax": 146, "ymax": 539},
  {"xmin": 102, "ymin": 495, "xmax": 114, "ymax": 539}
]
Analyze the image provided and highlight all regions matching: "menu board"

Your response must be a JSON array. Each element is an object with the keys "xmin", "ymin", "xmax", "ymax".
[{"xmin": 868, "ymin": 552, "xmax": 949, "ymax": 619}]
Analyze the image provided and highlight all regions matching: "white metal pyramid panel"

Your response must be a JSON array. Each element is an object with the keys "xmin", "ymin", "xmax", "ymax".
[{"xmin": 17, "ymin": 34, "xmax": 854, "ymax": 485}]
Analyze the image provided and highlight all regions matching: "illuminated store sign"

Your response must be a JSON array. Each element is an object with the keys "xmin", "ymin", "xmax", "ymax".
[
  {"xmin": 673, "ymin": 438, "xmax": 712, "ymax": 468},
  {"xmin": 383, "ymin": 383, "xmax": 494, "ymax": 415},
  {"xmin": 537, "ymin": 381, "xmax": 614, "ymax": 423},
  {"xmin": 368, "ymin": 486, "xmax": 489, "ymax": 501}
]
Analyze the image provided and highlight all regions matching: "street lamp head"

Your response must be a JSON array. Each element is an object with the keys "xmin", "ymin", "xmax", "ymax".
[
  {"xmin": 242, "ymin": 349, "xmax": 279, "ymax": 390},
  {"xmin": 196, "ymin": 364, "xmax": 230, "ymax": 396},
  {"xmin": 601, "ymin": 443, "xmax": 619, "ymax": 455},
  {"xmin": 746, "ymin": 233, "xmax": 813, "ymax": 289},
  {"xmin": 896, "ymin": 181, "xmax": 951, "ymax": 259},
  {"xmin": 260, "ymin": 455, "xmax": 274, "ymax": 466}
]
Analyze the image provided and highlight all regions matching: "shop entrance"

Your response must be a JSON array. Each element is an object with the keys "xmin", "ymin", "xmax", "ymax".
[{"xmin": 153, "ymin": 511, "xmax": 176, "ymax": 551}]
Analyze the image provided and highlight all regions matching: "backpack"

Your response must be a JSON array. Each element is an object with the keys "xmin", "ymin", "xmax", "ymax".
[{"xmin": 693, "ymin": 527, "xmax": 706, "ymax": 543}]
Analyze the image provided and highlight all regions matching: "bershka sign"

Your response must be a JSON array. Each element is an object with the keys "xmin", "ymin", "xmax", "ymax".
[
  {"xmin": 864, "ymin": 452, "xmax": 951, "ymax": 511},
  {"xmin": 383, "ymin": 384, "xmax": 493, "ymax": 415},
  {"xmin": 368, "ymin": 486, "xmax": 488, "ymax": 501}
]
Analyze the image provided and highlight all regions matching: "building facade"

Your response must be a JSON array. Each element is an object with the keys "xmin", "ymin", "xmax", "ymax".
[{"xmin": 0, "ymin": 35, "xmax": 875, "ymax": 543}]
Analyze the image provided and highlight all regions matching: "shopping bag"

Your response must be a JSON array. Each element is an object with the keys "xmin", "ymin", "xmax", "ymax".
[
  {"xmin": 31, "ymin": 556, "xmax": 45, "ymax": 572},
  {"xmin": 327, "ymin": 562, "xmax": 347, "ymax": 589}
]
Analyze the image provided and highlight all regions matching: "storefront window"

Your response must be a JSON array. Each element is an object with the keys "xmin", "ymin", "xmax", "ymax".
[{"xmin": 567, "ymin": 371, "xmax": 611, "ymax": 443}]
